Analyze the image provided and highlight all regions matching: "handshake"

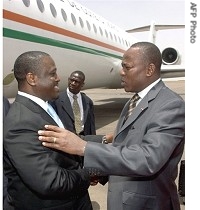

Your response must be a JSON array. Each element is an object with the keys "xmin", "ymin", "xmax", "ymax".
[{"xmin": 90, "ymin": 175, "xmax": 108, "ymax": 186}]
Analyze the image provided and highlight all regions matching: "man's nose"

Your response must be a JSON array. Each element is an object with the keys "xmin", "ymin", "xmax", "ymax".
[
  {"xmin": 120, "ymin": 68, "xmax": 125, "ymax": 76},
  {"xmin": 56, "ymin": 74, "xmax": 60, "ymax": 82}
]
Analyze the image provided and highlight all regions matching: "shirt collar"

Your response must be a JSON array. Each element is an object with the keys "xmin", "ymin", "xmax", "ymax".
[
  {"xmin": 137, "ymin": 78, "xmax": 161, "ymax": 99},
  {"xmin": 67, "ymin": 88, "xmax": 81, "ymax": 99},
  {"xmin": 18, "ymin": 91, "xmax": 48, "ymax": 111}
]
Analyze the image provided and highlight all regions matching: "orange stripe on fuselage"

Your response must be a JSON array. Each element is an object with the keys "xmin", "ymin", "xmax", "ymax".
[{"xmin": 3, "ymin": 10, "xmax": 125, "ymax": 54}]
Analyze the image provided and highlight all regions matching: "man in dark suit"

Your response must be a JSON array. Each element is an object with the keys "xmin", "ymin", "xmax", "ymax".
[
  {"xmin": 38, "ymin": 42, "xmax": 185, "ymax": 210},
  {"xmin": 52, "ymin": 70, "xmax": 96, "ymax": 136},
  {"xmin": 3, "ymin": 51, "xmax": 93, "ymax": 210},
  {"xmin": 3, "ymin": 96, "xmax": 10, "ymax": 203}
]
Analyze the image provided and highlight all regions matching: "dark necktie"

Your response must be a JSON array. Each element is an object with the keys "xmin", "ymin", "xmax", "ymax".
[
  {"xmin": 124, "ymin": 93, "xmax": 140, "ymax": 121},
  {"xmin": 73, "ymin": 95, "xmax": 82, "ymax": 134}
]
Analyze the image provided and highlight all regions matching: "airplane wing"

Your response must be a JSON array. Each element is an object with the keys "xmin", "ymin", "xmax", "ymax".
[{"xmin": 126, "ymin": 24, "xmax": 185, "ymax": 33}]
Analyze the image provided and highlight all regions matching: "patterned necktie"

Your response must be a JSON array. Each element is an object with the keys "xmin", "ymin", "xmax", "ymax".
[
  {"xmin": 124, "ymin": 93, "xmax": 140, "ymax": 121},
  {"xmin": 73, "ymin": 95, "xmax": 82, "ymax": 134},
  {"xmin": 47, "ymin": 103, "xmax": 64, "ymax": 128}
]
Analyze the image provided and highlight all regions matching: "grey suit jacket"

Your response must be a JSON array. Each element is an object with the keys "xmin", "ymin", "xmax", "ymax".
[
  {"xmin": 3, "ymin": 95, "xmax": 91, "ymax": 210},
  {"xmin": 52, "ymin": 91, "xmax": 96, "ymax": 135},
  {"xmin": 84, "ymin": 81, "xmax": 185, "ymax": 210}
]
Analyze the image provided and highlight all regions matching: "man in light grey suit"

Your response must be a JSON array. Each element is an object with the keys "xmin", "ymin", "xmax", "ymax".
[{"xmin": 38, "ymin": 42, "xmax": 185, "ymax": 210}]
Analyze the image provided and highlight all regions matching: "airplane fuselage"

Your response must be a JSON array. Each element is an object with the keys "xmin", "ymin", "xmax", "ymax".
[{"xmin": 3, "ymin": 0, "xmax": 184, "ymax": 99}]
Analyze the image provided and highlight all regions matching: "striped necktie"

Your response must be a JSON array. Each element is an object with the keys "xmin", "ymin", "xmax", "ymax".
[
  {"xmin": 124, "ymin": 93, "xmax": 140, "ymax": 121},
  {"xmin": 73, "ymin": 94, "xmax": 82, "ymax": 134}
]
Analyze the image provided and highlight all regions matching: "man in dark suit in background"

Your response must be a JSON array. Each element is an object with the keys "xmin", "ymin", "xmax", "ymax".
[
  {"xmin": 3, "ymin": 96, "xmax": 10, "ymax": 117},
  {"xmin": 3, "ymin": 96, "xmax": 10, "ymax": 204},
  {"xmin": 3, "ymin": 51, "xmax": 93, "ymax": 210},
  {"xmin": 53, "ymin": 70, "xmax": 96, "ymax": 135}
]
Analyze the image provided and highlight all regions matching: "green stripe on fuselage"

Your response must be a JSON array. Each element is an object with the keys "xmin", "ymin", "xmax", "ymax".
[{"xmin": 3, "ymin": 28, "xmax": 122, "ymax": 59}]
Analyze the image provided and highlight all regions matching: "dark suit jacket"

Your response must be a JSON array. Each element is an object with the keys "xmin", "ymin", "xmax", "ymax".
[
  {"xmin": 3, "ymin": 96, "xmax": 10, "ymax": 202},
  {"xmin": 53, "ymin": 91, "xmax": 96, "ymax": 135},
  {"xmin": 83, "ymin": 81, "xmax": 185, "ymax": 210},
  {"xmin": 3, "ymin": 95, "xmax": 91, "ymax": 210}
]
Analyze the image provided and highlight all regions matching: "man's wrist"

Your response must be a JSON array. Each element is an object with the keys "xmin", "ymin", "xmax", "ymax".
[
  {"xmin": 80, "ymin": 141, "xmax": 87, "ymax": 156},
  {"xmin": 102, "ymin": 135, "xmax": 108, "ymax": 144}
]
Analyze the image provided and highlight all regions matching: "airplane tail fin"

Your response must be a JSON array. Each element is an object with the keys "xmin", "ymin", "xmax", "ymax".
[{"xmin": 148, "ymin": 21, "xmax": 156, "ymax": 43}]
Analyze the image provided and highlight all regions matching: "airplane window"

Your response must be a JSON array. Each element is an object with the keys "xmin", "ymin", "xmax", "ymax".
[
  {"xmin": 86, "ymin": 20, "xmax": 91, "ymax": 31},
  {"xmin": 50, "ymin": 3, "xmax": 57, "ymax": 18},
  {"xmin": 22, "ymin": 0, "xmax": 30, "ymax": 7},
  {"xmin": 99, "ymin": 27, "xmax": 103, "ymax": 36},
  {"xmin": 93, "ymin": 24, "xmax": 97, "ymax": 34},
  {"xmin": 36, "ymin": 0, "xmax": 44, "ymax": 13},
  {"xmin": 71, "ymin": 13, "xmax": 77, "ymax": 25},
  {"xmin": 114, "ymin": 34, "xmax": 117, "ymax": 42},
  {"xmin": 105, "ymin": 29, "xmax": 108, "ymax": 38},
  {"xmin": 109, "ymin": 32, "xmax": 113, "ymax": 40},
  {"xmin": 79, "ymin": 17, "xmax": 84, "ymax": 28},
  {"xmin": 61, "ymin": 9, "xmax": 67, "ymax": 22},
  {"xmin": 118, "ymin": 36, "xmax": 121, "ymax": 44}
]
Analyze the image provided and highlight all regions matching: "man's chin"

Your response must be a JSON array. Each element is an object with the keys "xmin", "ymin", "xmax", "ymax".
[{"xmin": 52, "ymin": 91, "xmax": 60, "ymax": 100}]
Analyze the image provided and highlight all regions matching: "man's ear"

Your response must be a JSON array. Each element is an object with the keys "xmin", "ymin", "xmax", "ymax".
[
  {"xmin": 26, "ymin": 72, "xmax": 36, "ymax": 86},
  {"xmin": 146, "ymin": 63, "xmax": 155, "ymax": 76}
]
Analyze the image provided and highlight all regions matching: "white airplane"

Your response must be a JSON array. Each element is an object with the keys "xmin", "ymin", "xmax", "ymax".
[{"xmin": 3, "ymin": 0, "xmax": 185, "ymax": 99}]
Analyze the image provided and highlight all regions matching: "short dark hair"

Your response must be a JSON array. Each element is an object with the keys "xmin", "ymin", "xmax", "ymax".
[
  {"xmin": 130, "ymin": 42, "xmax": 162, "ymax": 70},
  {"xmin": 70, "ymin": 70, "xmax": 85, "ymax": 81},
  {"xmin": 14, "ymin": 51, "xmax": 50, "ymax": 82}
]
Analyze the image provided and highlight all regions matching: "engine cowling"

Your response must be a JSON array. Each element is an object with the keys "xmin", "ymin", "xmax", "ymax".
[{"xmin": 162, "ymin": 47, "xmax": 179, "ymax": 65}]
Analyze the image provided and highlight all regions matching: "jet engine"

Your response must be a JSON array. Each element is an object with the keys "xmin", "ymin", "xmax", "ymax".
[{"xmin": 161, "ymin": 47, "xmax": 180, "ymax": 65}]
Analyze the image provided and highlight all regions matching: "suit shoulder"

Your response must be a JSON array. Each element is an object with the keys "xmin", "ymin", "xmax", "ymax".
[
  {"xmin": 80, "ymin": 93, "xmax": 94, "ymax": 107},
  {"xmin": 81, "ymin": 92, "xmax": 93, "ymax": 101}
]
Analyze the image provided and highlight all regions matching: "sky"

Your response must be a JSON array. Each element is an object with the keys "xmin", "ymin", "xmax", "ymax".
[
  {"xmin": 75, "ymin": 0, "xmax": 185, "ymax": 31},
  {"xmin": 75, "ymin": 0, "xmax": 185, "ymax": 63}
]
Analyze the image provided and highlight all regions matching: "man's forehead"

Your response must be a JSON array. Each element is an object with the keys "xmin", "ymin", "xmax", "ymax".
[
  {"xmin": 69, "ymin": 74, "xmax": 82, "ymax": 81},
  {"xmin": 123, "ymin": 48, "xmax": 141, "ymax": 59}
]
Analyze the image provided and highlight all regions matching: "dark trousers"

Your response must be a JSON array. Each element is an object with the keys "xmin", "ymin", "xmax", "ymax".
[{"xmin": 3, "ymin": 192, "xmax": 93, "ymax": 210}]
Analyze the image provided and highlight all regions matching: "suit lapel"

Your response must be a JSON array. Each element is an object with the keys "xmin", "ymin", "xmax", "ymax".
[
  {"xmin": 60, "ymin": 92, "xmax": 74, "ymax": 120},
  {"xmin": 81, "ymin": 93, "xmax": 89, "ymax": 124},
  {"xmin": 114, "ymin": 81, "xmax": 165, "ymax": 139},
  {"xmin": 116, "ymin": 98, "xmax": 148, "ymax": 136},
  {"xmin": 15, "ymin": 94, "xmax": 58, "ymax": 126}
]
